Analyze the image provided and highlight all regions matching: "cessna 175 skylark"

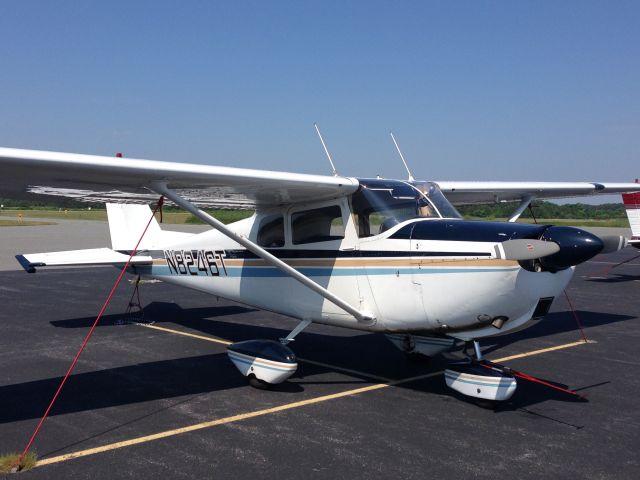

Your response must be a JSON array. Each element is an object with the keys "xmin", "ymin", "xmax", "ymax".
[{"xmin": 1, "ymin": 145, "xmax": 638, "ymax": 403}]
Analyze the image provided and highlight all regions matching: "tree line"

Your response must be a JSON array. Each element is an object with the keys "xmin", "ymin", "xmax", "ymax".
[
  {"xmin": 0, "ymin": 197, "xmax": 627, "ymax": 220},
  {"xmin": 457, "ymin": 201, "xmax": 626, "ymax": 219}
]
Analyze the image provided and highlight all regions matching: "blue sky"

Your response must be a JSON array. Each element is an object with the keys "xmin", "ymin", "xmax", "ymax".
[{"xmin": 0, "ymin": 1, "xmax": 638, "ymax": 189}]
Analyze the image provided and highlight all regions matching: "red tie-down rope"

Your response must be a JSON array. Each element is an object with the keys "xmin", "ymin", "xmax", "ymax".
[
  {"xmin": 528, "ymin": 204, "xmax": 588, "ymax": 342},
  {"xmin": 14, "ymin": 196, "xmax": 164, "ymax": 468},
  {"xmin": 479, "ymin": 361, "xmax": 586, "ymax": 399},
  {"xmin": 588, "ymin": 252, "xmax": 640, "ymax": 278}
]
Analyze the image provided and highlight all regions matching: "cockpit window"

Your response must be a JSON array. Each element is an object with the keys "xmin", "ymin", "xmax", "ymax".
[
  {"xmin": 351, "ymin": 179, "xmax": 461, "ymax": 237},
  {"xmin": 257, "ymin": 215, "xmax": 285, "ymax": 247},
  {"xmin": 411, "ymin": 181, "xmax": 462, "ymax": 219}
]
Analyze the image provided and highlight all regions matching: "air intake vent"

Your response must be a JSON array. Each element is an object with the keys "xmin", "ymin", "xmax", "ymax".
[{"xmin": 532, "ymin": 297, "xmax": 554, "ymax": 320}]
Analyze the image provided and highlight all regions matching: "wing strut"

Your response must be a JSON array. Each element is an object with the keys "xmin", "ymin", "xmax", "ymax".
[
  {"xmin": 152, "ymin": 184, "xmax": 375, "ymax": 324},
  {"xmin": 508, "ymin": 195, "xmax": 535, "ymax": 222}
]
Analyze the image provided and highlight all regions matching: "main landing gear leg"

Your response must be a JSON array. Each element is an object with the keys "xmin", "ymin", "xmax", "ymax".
[
  {"xmin": 280, "ymin": 319, "xmax": 312, "ymax": 345},
  {"xmin": 461, "ymin": 340, "xmax": 483, "ymax": 361},
  {"xmin": 473, "ymin": 340, "xmax": 483, "ymax": 361}
]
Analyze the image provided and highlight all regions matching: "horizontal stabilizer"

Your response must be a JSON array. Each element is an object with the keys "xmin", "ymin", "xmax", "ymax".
[{"xmin": 16, "ymin": 248, "xmax": 152, "ymax": 273}]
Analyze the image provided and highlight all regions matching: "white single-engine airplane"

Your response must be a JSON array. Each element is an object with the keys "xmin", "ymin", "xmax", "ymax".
[{"xmin": 1, "ymin": 146, "xmax": 638, "ymax": 403}]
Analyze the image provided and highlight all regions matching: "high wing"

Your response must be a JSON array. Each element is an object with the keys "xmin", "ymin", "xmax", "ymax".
[
  {"xmin": 436, "ymin": 181, "xmax": 640, "ymax": 205},
  {"xmin": 0, "ymin": 147, "xmax": 359, "ymax": 208},
  {"xmin": 2, "ymin": 146, "xmax": 638, "ymax": 208}
]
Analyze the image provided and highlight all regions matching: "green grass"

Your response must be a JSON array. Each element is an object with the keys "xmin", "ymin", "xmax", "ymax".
[
  {"xmin": 0, "ymin": 219, "xmax": 56, "ymax": 227},
  {"xmin": 184, "ymin": 210, "xmax": 254, "ymax": 224},
  {"xmin": 0, "ymin": 451, "xmax": 38, "ymax": 473},
  {"xmin": 2, "ymin": 209, "xmax": 108, "ymax": 221}
]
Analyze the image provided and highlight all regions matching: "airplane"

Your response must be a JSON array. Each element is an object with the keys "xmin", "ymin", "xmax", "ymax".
[{"xmin": 1, "ymin": 145, "xmax": 639, "ymax": 404}]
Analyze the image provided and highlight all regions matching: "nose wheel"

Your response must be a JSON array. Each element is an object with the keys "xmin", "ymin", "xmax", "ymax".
[{"xmin": 445, "ymin": 340, "xmax": 517, "ymax": 407}]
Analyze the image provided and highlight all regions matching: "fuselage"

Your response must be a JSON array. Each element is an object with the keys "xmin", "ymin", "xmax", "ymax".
[{"xmin": 133, "ymin": 180, "xmax": 580, "ymax": 341}]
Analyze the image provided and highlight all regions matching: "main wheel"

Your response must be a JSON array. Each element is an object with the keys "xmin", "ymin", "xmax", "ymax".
[{"xmin": 248, "ymin": 374, "xmax": 272, "ymax": 390}]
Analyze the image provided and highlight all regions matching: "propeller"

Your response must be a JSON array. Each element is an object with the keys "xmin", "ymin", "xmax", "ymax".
[
  {"xmin": 496, "ymin": 239, "xmax": 560, "ymax": 261},
  {"xmin": 598, "ymin": 235, "xmax": 628, "ymax": 254},
  {"xmin": 496, "ymin": 232, "xmax": 629, "ymax": 271}
]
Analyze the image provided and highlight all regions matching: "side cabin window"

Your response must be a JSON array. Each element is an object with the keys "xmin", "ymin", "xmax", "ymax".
[
  {"xmin": 291, "ymin": 205, "xmax": 345, "ymax": 245},
  {"xmin": 257, "ymin": 215, "xmax": 285, "ymax": 247}
]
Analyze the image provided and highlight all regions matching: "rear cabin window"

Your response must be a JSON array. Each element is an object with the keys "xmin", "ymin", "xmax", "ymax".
[
  {"xmin": 291, "ymin": 205, "xmax": 345, "ymax": 244},
  {"xmin": 257, "ymin": 215, "xmax": 285, "ymax": 247}
]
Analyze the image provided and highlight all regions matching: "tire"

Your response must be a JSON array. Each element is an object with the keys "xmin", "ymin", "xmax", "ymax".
[
  {"xmin": 473, "ymin": 398, "xmax": 498, "ymax": 410},
  {"xmin": 248, "ymin": 375, "xmax": 272, "ymax": 390}
]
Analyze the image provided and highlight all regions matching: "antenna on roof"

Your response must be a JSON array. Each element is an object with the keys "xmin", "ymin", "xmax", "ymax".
[
  {"xmin": 314, "ymin": 123, "xmax": 338, "ymax": 176},
  {"xmin": 389, "ymin": 132, "xmax": 415, "ymax": 182}
]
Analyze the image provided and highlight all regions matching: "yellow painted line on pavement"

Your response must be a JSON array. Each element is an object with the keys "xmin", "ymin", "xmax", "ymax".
[
  {"xmin": 35, "ymin": 371, "xmax": 439, "ymax": 468},
  {"xmin": 32, "ymin": 328, "xmax": 590, "ymax": 468},
  {"xmin": 138, "ymin": 323, "xmax": 232, "ymax": 346},
  {"xmin": 491, "ymin": 340, "xmax": 587, "ymax": 363}
]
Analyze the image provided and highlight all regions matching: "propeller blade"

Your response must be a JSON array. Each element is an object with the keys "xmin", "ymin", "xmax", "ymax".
[
  {"xmin": 599, "ymin": 235, "xmax": 628, "ymax": 254},
  {"xmin": 497, "ymin": 239, "xmax": 560, "ymax": 261}
]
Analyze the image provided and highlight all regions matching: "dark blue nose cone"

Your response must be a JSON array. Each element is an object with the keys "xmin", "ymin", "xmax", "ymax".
[{"xmin": 539, "ymin": 226, "xmax": 604, "ymax": 271}]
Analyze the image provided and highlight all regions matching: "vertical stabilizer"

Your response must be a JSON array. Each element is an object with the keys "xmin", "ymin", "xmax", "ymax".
[{"xmin": 106, "ymin": 204, "xmax": 162, "ymax": 251}]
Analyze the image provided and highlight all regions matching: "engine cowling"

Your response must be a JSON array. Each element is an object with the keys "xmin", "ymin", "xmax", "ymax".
[{"xmin": 537, "ymin": 226, "xmax": 604, "ymax": 272}]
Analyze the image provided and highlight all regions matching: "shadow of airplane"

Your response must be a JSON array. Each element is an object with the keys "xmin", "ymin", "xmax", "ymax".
[
  {"xmin": 479, "ymin": 309, "xmax": 635, "ymax": 357},
  {"xmin": 0, "ymin": 301, "xmax": 610, "ymax": 427},
  {"xmin": 50, "ymin": 303, "xmax": 258, "ymax": 329},
  {"xmin": 0, "ymin": 352, "xmax": 244, "ymax": 424},
  {"xmin": 0, "ymin": 346, "xmax": 593, "ymax": 427},
  {"xmin": 585, "ymin": 273, "xmax": 640, "ymax": 283}
]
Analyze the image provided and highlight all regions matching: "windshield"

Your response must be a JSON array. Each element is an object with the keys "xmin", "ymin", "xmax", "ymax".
[
  {"xmin": 351, "ymin": 179, "xmax": 461, "ymax": 237},
  {"xmin": 410, "ymin": 181, "xmax": 462, "ymax": 220}
]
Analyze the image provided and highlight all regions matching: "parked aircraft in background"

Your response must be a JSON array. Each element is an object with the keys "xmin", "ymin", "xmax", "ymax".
[{"xmin": 622, "ymin": 188, "xmax": 640, "ymax": 248}]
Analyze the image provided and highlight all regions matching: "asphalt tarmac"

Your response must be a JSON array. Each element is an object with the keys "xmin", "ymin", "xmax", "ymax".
[
  {"xmin": 0, "ymin": 223, "xmax": 638, "ymax": 479},
  {"xmin": 0, "ymin": 216, "xmax": 208, "ymax": 271}
]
